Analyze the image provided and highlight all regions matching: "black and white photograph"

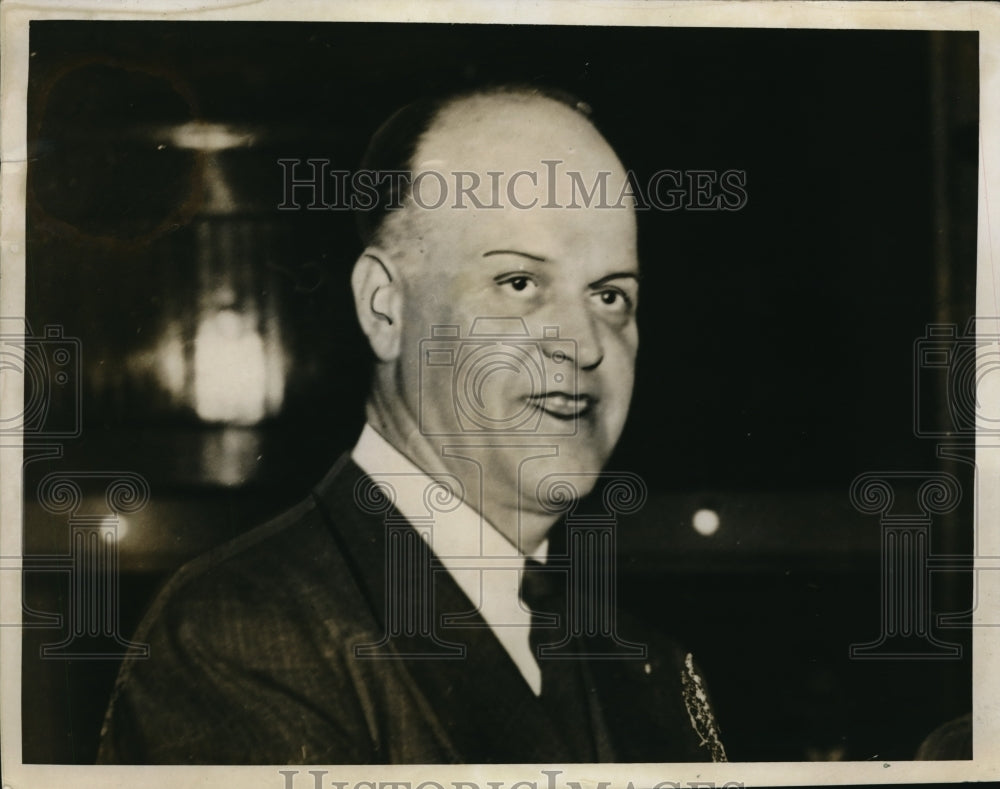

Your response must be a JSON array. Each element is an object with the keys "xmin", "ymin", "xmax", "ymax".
[{"xmin": 1, "ymin": 2, "xmax": 997, "ymax": 787}]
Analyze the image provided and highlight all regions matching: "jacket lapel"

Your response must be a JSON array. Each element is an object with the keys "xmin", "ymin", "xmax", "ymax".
[{"xmin": 311, "ymin": 455, "xmax": 581, "ymax": 763}]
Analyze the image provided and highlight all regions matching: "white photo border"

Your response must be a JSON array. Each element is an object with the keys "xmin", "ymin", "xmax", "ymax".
[{"xmin": 2, "ymin": 1, "xmax": 998, "ymax": 787}]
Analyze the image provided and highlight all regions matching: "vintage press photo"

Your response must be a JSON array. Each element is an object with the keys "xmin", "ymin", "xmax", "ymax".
[{"xmin": 1, "ymin": 1, "xmax": 999, "ymax": 787}]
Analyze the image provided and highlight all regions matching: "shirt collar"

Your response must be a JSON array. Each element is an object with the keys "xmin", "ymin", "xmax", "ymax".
[{"xmin": 351, "ymin": 423, "xmax": 546, "ymax": 694}]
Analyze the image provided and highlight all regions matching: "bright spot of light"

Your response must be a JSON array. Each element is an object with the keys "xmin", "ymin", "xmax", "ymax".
[
  {"xmin": 692, "ymin": 508, "xmax": 720, "ymax": 537},
  {"xmin": 170, "ymin": 121, "xmax": 252, "ymax": 151},
  {"xmin": 194, "ymin": 309, "xmax": 273, "ymax": 425},
  {"xmin": 99, "ymin": 514, "xmax": 127, "ymax": 541},
  {"xmin": 155, "ymin": 323, "xmax": 186, "ymax": 402}
]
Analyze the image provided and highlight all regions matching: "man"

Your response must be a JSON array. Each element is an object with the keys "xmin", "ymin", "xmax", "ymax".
[{"xmin": 97, "ymin": 86, "xmax": 726, "ymax": 764}]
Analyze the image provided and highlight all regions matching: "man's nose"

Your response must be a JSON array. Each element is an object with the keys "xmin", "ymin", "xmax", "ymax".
[{"xmin": 540, "ymin": 301, "xmax": 604, "ymax": 371}]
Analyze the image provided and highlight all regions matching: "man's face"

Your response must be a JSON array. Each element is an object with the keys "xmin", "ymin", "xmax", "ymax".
[{"xmin": 390, "ymin": 96, "xmax": 639, "ymax": 521}]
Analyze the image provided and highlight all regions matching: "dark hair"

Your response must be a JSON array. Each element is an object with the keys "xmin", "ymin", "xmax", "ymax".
[{"xmin": 354, "ymin": 84, "xmax": 593, "ymax": 247}]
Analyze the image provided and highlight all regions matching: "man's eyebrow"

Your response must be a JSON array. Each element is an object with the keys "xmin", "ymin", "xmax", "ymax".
[
  {"xmin": 588, "ymin": 272, "xmax": 641, "ymax": 288},
  {"xmin": 482, "ymin": 249, "xmax": 548, "ymax": 263}
]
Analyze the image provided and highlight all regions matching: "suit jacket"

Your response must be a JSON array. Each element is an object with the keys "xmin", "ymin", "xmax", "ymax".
[{"xmin": 97, "ymin": 453, "xmax": 726, "ymax": 764}]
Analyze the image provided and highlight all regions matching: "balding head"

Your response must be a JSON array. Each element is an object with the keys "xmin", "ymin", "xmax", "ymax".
[
  {"xmin": 418, "ymin": 88, "xmax": 619, "ymax": 178},
  {"xmin": 356, "ymin": 86, "xmax": 628, "ymax": 250}
]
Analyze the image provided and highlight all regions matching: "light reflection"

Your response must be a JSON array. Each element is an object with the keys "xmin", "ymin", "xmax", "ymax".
[
  {"xmin": 170, "ymin": 121, "xmax": 252, "ymax": 151},
  {"xmin": 98, "ymin": 514, "xmax": 127, "ymax": 541},
  {"xmin": 155, "ymin": 322, "xmax": 186, "ymax": 404},
  {"xmin": 692, "ymin": 508, "xmax": 721, "ymax": 537},
  {"xmin": 193, "ymin": 309, "xmax": 272, "ymax": 425}
]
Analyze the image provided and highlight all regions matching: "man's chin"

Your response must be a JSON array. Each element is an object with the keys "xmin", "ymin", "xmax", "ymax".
[
  {"xmin": 428, "ymin": 434, "xmax": 614, "ymax": 510},
  {"xmin": 514, "ymin": 448, "xmax": 611, "ymax": 512}
]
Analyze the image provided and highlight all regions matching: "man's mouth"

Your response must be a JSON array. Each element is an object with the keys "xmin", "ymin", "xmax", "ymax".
[{"xmin": 526, "ymin": 392, "xmax": 595, "ymax": 420}]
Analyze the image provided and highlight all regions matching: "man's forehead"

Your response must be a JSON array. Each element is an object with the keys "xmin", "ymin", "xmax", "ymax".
[
  {"xmin": 378, "ymin": 91, "xmax": 638, "ymax": 264},
  {"xmin": 413, "ymin": 93, "xmax": 624, "ymax": 175},
  {"xmin": 404, "ymin": 190, "xmax": 639, "ymax": 277}
]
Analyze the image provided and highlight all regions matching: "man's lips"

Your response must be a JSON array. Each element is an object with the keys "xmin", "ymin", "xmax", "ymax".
[{"xmin": 525, "ymin": 392, "xmax": 596, "ymax": 419}]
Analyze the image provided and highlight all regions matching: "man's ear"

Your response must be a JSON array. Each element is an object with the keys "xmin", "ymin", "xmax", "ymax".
[{"xmin": 351, "ymin": 248, "xmax": 403, "ymax": 361}]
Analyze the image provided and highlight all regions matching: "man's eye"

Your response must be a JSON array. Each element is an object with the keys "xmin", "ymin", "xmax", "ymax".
[
  {"xmin": 592, "ymin": 288, "xmax": 633, "ymax": 313},
  {"xmin": 496, "ymin": 275, "xmax": 537, "ymax": 294}
]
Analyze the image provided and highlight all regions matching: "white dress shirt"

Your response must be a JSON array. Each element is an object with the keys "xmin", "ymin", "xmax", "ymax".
[{"xmin": 352, "ymin": 424, "xmax": 546, "ymax": 695}]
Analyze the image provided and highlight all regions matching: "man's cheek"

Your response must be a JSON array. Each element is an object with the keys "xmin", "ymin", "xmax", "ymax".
[
  {"xmin": 606, "ymin": 335, "xmax": 638, "ymax": 379},
  {"xmin": 441, "ymin": 277, "xmax": 487, "ymax": 318}
]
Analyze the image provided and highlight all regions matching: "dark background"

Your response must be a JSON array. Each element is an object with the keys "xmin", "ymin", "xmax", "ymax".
[{"xmin": 21, "ymin": 22, "xmax": 978, "ymax": 763}]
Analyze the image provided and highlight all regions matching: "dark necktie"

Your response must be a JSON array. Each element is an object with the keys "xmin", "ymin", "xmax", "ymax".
[{"xmin": 520, "ymin": 557, "xmax": 595, "ymax": 760}]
